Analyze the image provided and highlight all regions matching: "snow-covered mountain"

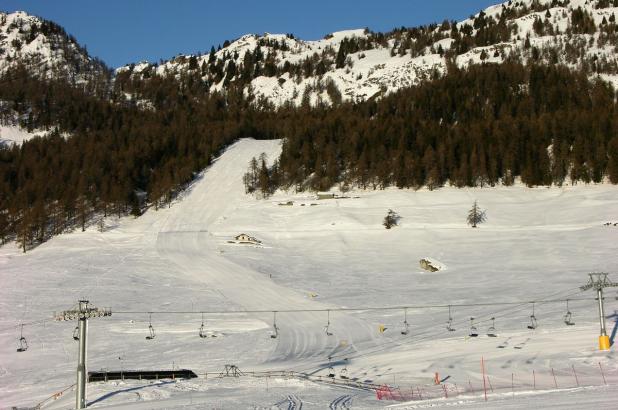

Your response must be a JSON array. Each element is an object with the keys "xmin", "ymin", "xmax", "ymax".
[
  {"xmin": 116, "ymin": 0, "xmax": 618, "ymax": 107},
  {"xmin": 3, "ymin": 1, "xmax": 618, "ymax": 107},
  {"xmin": 0, "ymin": 11, "xmax": 109, "ymax": 84}
]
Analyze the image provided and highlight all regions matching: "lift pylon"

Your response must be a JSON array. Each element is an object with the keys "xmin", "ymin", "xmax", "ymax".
[
  {"xmin": 54, "ymin": 300, "xmax": 111, "ymax": 409},
  {"xmin": 581, "ymin": 273, "xmax": 618, "ymax": 351}
]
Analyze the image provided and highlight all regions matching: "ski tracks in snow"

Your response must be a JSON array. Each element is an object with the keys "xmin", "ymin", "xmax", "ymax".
[
  {"xmin": 274, "ymin": 394, "xmax": 303, "ymax": 410},
  {"xmin": 329, "ymin": 394, "xmax": 353, "ymax": 409}
]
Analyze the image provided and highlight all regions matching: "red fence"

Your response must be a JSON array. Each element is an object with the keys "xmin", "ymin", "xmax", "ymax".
[{"xmin": 376, "ymin": 361, "xmax": 617, "ymax": 403}]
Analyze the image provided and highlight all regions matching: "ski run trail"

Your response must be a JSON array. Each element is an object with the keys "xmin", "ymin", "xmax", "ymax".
[{"xmin": 1, "ymin": 138, "xmax": 618, "ymax": 409}]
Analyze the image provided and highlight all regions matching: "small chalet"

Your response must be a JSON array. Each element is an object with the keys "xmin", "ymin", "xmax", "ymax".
[{"xmin": 235, "ymin": 233, "xmax": 261, "ymax": 244}]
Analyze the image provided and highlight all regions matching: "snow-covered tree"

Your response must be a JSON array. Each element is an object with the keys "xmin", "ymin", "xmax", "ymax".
[{"xmin": 467, "ymin": 200, "xmax": 486, "ymax": 228}]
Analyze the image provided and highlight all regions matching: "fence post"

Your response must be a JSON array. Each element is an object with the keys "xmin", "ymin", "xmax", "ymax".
[
  {"xmin": 442, "ymin": 383, "xmax": 448, "ymax": 398},
  {"xmin": 572, "ymin": 365, "xmax": 579, "ymax": 387},
  {"xmin": 487, "ymin": 376, "xmax": 494, "ymax": 392},
  {"xmin": 417, "ymin": 387, "xmax": 422, "ymax": 400},
  {"xmin": 551, "ymin": 368, "xmax": 557, "ymax": 388},
  {"xmin": 468, "ymin": 380, "xmax": 473, "ymax": 393},
  {"xmin": 599, "ymin": 362, "xmax": 607, "ymax": 385},
  {"xmin": 511, "ymin": 373, "xmax": 514, "ymax": 398}
]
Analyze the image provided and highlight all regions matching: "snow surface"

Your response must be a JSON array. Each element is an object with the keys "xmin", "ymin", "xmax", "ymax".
[
  {"xmin": 0, "ymin": 124, "xmax": 48, "ymax": 146},
  {"xmin": 1, "ymin": 138, "xmax": 617, "ymax": 409}
]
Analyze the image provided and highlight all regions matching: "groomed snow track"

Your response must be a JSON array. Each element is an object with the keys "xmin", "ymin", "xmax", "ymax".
[{"xmin": 154, "ymin": 139, "xmax": 380, "ymax": 368}]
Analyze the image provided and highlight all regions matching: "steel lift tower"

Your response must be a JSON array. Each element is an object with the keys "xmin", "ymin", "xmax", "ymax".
[
  {"xmin": 55, "ymin": 300, "xmax": 111, "ymax": 408},
  {"xmin": 580, "ymin": 273, "xmax": 617, "ymax": 351}
]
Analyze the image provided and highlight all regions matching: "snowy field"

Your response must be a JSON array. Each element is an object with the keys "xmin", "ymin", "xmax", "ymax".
[
  {"xmin": 1, "ymin": 138, "xmax": 617, "ymax": 409},
  {"xmin": 0, "ymin": 125, "xmax": 49, "ymax": 146}
]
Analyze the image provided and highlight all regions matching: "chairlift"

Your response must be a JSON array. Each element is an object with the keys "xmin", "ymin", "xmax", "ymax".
[
  {"xmin": 487, "ymin": 317, "xmax": 498, "ymax": 337},
  {"xmin": 324, "ymin": 310, "xmax": 333, "ymax": 336},
  {"xmin": 446, "ymin": 305, "xmax": 456, "ymax": 332},
  {"xmin": 16, "ymin": 324, "xmax": 28, "ymax": 353},
  {"xmin": 401, "ymin": 308, "xmax": 410, "ymax": 335},
  {"xmin": 469, "ymin": 317, "xmax": 479, "ymax": 337},
  {"xmin": 199, "ymin": 313, "xmax": 208, "ymax": 338},
  {"xmin": 563, "ymin": 299, "xmax": 575, "ymax": 326},
  {"xmin": 270, "ymin": 311, "xmax": 279, "ymax": 339},
  {"xmin": 145, "ymin": 313, "xmax": 156, "ymax": 340},
  {"xmin": 340, "ymin": 358, "xmax": 349, "ymax": 380},
  {"xmin": 73, "ymin": 325, "xmax": 79, "ymax": 341},
  {"xmin": 327, "ymin": 356, "xmax": 335, "ymax": 378},
  {"xmin": 527, "ymin": 303, "xmax": 538, "ymax": 330}
]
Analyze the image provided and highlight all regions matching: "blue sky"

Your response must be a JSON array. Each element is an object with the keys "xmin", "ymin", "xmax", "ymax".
[{"xmin": 2, "ymin": 0, "xmax": 500, "ymax": 68}]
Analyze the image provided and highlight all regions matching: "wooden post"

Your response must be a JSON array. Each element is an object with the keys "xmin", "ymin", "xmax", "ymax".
[
  {"xmin": 511, "ymin": 373, "xmax": 514, "ymax": 398},
  {"xmin": 572, "ymin": 365, "xmax": 579, "ymax": 387},
  {"xmin": 442, "ymin": 383, "xmax": 448, "ymax": 398},
  {"xmin": 551, "ymin": 368, "xmax": 557, "ymax": 388},
  {"xmin": 468, "ymin": 380, "xmax": 474, "ymax": 393},
  {"xmin": 599, "ymin": 362, "xmax": 607, "ymax": 385},
  {"xmin": 487, "ymin": 376, "xmax": 494, "ymax": 392}
]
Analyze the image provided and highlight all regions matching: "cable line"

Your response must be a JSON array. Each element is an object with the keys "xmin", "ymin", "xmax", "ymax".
[{"xmin": 111, "ymin": 296, "xmax": 593, "ymax": 316}]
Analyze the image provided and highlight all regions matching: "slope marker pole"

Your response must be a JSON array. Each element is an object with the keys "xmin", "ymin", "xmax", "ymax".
[
  {"xmin": 599, "ymin": 362, "xmax": 607, "ymax": 385},
  {"xmin": 481, "ymin": 357, "xmax": 487, "ymax": 401}
]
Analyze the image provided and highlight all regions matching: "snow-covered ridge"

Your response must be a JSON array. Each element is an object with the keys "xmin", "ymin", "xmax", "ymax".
[
  {"xmin": 115, "ymin": 0, "xmax": 618, "ymax": 107},
  {"xmin": 0, "ymin": 10, "xmax": 107, "ymax": 83},
  {"xmin": 4, "ymin": 0, "xmax": 618, "ymax": 107}
]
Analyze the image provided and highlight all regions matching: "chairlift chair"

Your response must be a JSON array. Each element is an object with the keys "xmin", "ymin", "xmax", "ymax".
[
  {"xmin": 199, "ymin": 313, "xmax": 208, "ymax": 338},
  {"xmin": 487, "ymin": 317, "xmax": 498, "ymax": 337},
  {"xmin": 340, "ymin": 358, "xmax": 349, "ymax": 379},
  {"xmin": 16, "ymin": 324, "xmax": 28, "ymax": 353},
  {"xmin": 401, "ymin": 308, "xmax": 410, "ymax": 335},
  {"xmin": 73, "ymin": 326, "xmax": 80, "ymax": 341},
  {"xmin": 270, "ymin": 311, "xmax": 279, "ymax": 339},
  {"xmin": 527, "ymin": 303, "xmax": 538, "ymax": 330},
  {"xmin": 469, "ymin": 317, "xmax": 479, "ymax": 337},
  {"xmin": 446, "ymin": 305, "xmax": 456, "ymax": 332},
  {"xmin": 145, "ymin": 313, "xmax": 156, "ymax": 340},
  {"xmin": 327, "ymin": 356, "xmax": 335, "ymax": 378},
  {"xmin": 563, "ymin": 300, "xmax": 575, "ymax": 326},
  {"xmin": 324, "ymin": 310, "xmax": 333, "ymax": 336}
]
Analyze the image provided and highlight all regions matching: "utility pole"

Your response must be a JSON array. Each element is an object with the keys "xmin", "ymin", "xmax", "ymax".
[
  {"xmin": 55, "ymin": 300, "xmax": 111, "ymax": 409},
  {"xmin": 580, "ymin": 273, "xmax": 617, "ymax": 351}
]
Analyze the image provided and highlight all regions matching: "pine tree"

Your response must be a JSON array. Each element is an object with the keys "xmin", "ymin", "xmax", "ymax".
[
  {"xmin": 383, "ymin": 209, "xmax": 400, "ymax": 229},
  {"xmin": 467, "ymin": 200, "xmax": 486, "ymax": 228}
]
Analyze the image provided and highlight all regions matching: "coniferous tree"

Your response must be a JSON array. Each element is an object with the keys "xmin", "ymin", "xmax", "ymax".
[{"xmin": 467, "ymin": 200, "xmax": 486, "ymax": 228}]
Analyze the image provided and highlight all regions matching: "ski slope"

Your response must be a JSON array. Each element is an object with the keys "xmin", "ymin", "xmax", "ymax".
[{"xmin": 1, "ymin": 138, "xmax": 617, "ymax": 409}]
